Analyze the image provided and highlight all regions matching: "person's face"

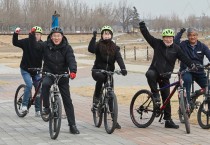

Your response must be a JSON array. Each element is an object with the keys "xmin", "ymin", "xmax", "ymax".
[
  {"xmin": 102, "ymin": 30, "xmax": 112, "ymax": 40},
  {"xmin": 187, "ymin": 32, "xmax": 198, "ymax": 45},
  {"xmin": 162, "ymin": 36, "xmax": 174, "ymax": 46},
  {"xmin": 35, "ymin": 33, "xmax": 42, "ymax": 41},
  {"xmin": 51, "ymin": 32, "xmax": 63, "ymax": 45}
]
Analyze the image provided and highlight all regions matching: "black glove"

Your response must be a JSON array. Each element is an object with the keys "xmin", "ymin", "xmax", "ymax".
[
  {"xmin": 121, "ymin": 69, "xmax": 127, "ymax": 76},
  {"xmin": 139, "ymin": 21, "xmax": 145, "ymax": 29},
  {"xmin": 190, "ymin": 63, "xmax": 198, "ymax": 71},
  {"xmin": 180, "ymin": 28, "xmax": 186, "ymax": 33},
  {"xmin": 93, "ymin": 31, "xmax": 97, "ymax": 38}
]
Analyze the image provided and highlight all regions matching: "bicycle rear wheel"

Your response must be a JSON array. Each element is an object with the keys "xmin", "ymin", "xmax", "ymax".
[
  {"xmin": 104, "ymin": 91, "xmax": 118, "ymax": 134},
  {"xmin": 179, "ymin": 90, "xmax": 190, "ymax": 134},
  {"xmin": 14, "ymin": 84, "xmax": 28, "ymax": 117},
  {"xmin": 92, "ymin": 95, "xmax": 103, "ymax": 127},
  {"xmin": 197, "ymin": 101, "xmax": 210, "ymax": 129},
  {"xmin": 130, "ymin": 89, "xmax": 155, "ymax": 128},
  {"xmin": 49, "ymin": 95, "xmax": 62, "ymax": 139}
]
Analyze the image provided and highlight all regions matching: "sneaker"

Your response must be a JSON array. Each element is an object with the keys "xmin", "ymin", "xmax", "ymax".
[
  {"xmin": 42, "ymin": 107, "xmax": 50, "ymax": 116},
  {"xmin": 115, "ymin": 122, "xmax": 121, "ymax": 129},
  {"xmin": 165, "ymin": 119, "xmax": 179, "ymax": 129},
  {"xmin": 35, "ymin": 111, "xmax": 41, "ymax": 117},
  {"xmin": 69, "ymin": 125, "xmax": 80, "ymax": 134},
  {"xmin": 21, "ymin": 106, "xmax": 28, "ymax": 113}
]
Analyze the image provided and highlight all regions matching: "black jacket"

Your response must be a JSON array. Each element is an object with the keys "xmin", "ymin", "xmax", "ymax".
[
  {"xmin": 175, "ymin": 31, "xmax": 210, "ymax": 72},
  {"xmin": 140, "ymin": 24, "xmax": 193, "ymax": 75},
  {"xmin": 88, "ymin": 37, "xmax": 126, "ymax": 71},
  {"xmin": 34, "ymin": 35, "xmax": 77, "ymax": 74},
  {"xmin": 12, "ymin": 33, "xmax": 43, "ymax": 73}
]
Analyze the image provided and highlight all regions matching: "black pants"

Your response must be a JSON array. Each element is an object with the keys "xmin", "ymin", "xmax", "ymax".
[
  {"xmin": 146, "ymin": 69, "xmax": 171, "ymax": 120},
  {"xmin": 41, "ymin": 76, "xmax": 76, "ymax": 126},
  {"xmin": 92, "ymin": 70, "xmax": 107, "ymax": 99}
]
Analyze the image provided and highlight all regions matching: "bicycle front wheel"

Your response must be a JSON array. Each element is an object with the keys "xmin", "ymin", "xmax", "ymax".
[
  {"xmin": 92, "ymin": 95, "xmax": 103, "ymax": 127},
  {"xmin": 179, "ymin": 90, "xmax": 190, "ymax": 134},
  {"xmin": 104, "ymin": 91, "xmax": 118, "ymax": 134},
  {"xmin": 40, "ymin": 94, "xmax": 50, "ymax": 122},
  {"xmin": 14, "ymin": 84, "xmax": 28, "ymax": 117},
  {"xmin": 130, "ymin": 89, "xmax": 155, "ymax": 128},
  {"xmin": 197, "ymin": 101, "xmax": 210, "ymax": 129},
  {"xmin": 49, "ymin": 95, "xmax": 62, "ymax": 139}
]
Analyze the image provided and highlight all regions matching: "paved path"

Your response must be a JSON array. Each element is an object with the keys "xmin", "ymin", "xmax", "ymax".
[{"xmin": 0, "ymin": 64, "xmax": 210, "ymax": 144}]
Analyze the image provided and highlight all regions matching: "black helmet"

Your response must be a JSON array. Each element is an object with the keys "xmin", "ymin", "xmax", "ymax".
[{"xmin": 50, "ymin": 27, "xmax": 63, "ymax": 35}]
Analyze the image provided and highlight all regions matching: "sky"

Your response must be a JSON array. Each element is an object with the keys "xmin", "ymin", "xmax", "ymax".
[{"xmin": 81, "ymin": 0, "xmax": 210, "ymax": 20}]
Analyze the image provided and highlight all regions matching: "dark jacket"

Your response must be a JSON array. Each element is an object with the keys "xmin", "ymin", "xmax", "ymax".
[
  {"xmin": 34, "ymin": 35, "xmax": 77, "ymax": 74},
  {"xmin": 88, "ymin": 37, "xmax": 126, "ymax": 71},
  {"xmin": 174, "ymin": 31, "xmax": 210, "ymax": 72},
  {"xmin": 12, "ymin": 33, "xmax": 43, "ymax": 73},
  {"xmin": 140, "ymin": 24, "xmax": 193, "ymax": 75}
]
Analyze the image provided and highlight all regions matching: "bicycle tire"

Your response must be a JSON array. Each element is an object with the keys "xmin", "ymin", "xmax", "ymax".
[
  {"xmin": 197, "ymin": 101, "xmax": 210, "ymax": 129},
  {"xmin": 179, "ymin": 90, "xmax": 190, "ymax": 134},
  {"xmin": 40, "ymin": 94, "xmax": 50, "ymax": 122},
  {"xmin": 130, "ymin": 89, "xmax": 155, "ymax": 128},
  {"xmin": 104, "ymin": 91, "xmax": 118, "ymax": 134},
  {"xmin": 92, "ymin": 95, "xmax": 103, "ymax": 127},
  {"xmin": 14, "ymin": 84, "xmax": 28, "ymax": 117},
  {"xmin": 49, "ymin": 95, "xmax": 62, "ymax": 139},
  {"xmin": 178, "ymin": 106, "xmax": 185, "ymax": 123}
]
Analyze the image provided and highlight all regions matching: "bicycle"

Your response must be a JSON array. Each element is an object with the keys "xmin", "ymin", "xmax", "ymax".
[
  {"xmin": 91, "ymin": 69, "xmax": 121, "ymax": 134},
  {"xmin": 130, "ymin": 69, "xmax": 191, "ymax": 134},
  {"xmin": 14, "ymin": 68, "xmax": 49, "ymax": 122},
  {"xmin": 42, "ymin": 72, "xmax": 69, "ymax": 139},
  {"xmin": 196, "ymin": 63, "xmax": 210, "ymax": 129}
]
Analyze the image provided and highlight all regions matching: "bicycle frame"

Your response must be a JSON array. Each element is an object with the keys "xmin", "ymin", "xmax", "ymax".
[{"xmin": 30, "ymin": 77, "xmax": 43, "ymax": 105}]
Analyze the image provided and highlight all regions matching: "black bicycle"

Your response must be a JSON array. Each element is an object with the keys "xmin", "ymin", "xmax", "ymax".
[
  {"xmin": 43, "ymin": 72, "xmax": 69, "ymax": 139},
  {"xmin": 14, "ymin": 68, "xmax": 49, "ymax": 121},
  {"xmin": 130, "ymin": 69, "xmax": 191, "ymax": 134},
  {"xmin": 91, "ymin": 69, "xmax": 121, "ymax": 134}
]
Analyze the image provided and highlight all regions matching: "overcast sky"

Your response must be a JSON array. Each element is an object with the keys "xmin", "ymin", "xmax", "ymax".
[{"xmin": 81, "ymin": 0, "xmax": 210, "ymax": 20}]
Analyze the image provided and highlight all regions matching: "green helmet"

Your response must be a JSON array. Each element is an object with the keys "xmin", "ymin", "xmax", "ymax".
[
  {"xmin": 33, "ymin": 26, "xmax": 43, "ymax": 34},
  {"xmin": 101, "ymin": 25, "xmax": 113, "ymax": 34},
  {"xmin": 161, "ymin": 29, "xmax": 175, "ymax": 37}
]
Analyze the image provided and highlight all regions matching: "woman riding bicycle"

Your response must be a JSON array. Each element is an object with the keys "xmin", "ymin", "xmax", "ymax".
[
  {"xmin": 88, "ymin": 25, "xmax": 127, "ymax": 129},
  {"xmin": 33, "ymin": 27, "xmax": 80, "ymax": 134}
]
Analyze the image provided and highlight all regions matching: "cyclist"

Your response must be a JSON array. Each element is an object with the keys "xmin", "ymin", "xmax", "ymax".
[
  {"xmin": 33, "ymin": 27, "xmax": 80, "ymax": 134},
  {"xmin": 12, "ymin": 26, "xmax": 43, "ymax": 117},
  {"xmin": 88, "ymin": 25, "xmax": 127, "ymax": 129},
  {"xmin": 175, "ymin": 28, "xmax": 210, "ymax": 107},
  {"xmin": 139, "ymin": 21, "xmax": 196, "ymax": 129}
]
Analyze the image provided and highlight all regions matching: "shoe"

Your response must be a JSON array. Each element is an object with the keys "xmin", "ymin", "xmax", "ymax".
[
  {"xmin": 165, "ymin": 119, "xmax": 179, "ymax": 129},
  {"xmin": 42, "ymin": 107, "xmax": 50, "ymax": 115},
  {"xmin": 115, "ymin": 122, "xmax": 121, "ymax": 129},
  {"xmin": 21, "ymin": 106, "xmax": 28, "ymax": 113},
  {"xmin": 35, "ymin": 111, "xmax": 41, "ymax": 117},
  {"xmin": 69, "ymin": 125, "xmax": 80, "ymax": 134}
]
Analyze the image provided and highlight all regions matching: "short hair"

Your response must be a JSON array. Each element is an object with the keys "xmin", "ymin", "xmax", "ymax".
[{"xmin": 187, "ymin": 28, "xmax": 198, "ymax": 35}]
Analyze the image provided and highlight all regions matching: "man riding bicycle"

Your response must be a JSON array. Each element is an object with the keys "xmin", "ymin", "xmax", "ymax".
[
  {"xmin": 175, "ymin": 28, "xmax": 210, "ymax": 108},
  {"xmin": 139, "ymin": 21, "xmax": 196, "ymax": 129}
]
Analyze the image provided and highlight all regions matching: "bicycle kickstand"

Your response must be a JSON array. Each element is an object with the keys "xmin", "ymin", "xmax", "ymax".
[{"xmin": 159, "ymin": 113, "xmax": 164, "ymax": 124}]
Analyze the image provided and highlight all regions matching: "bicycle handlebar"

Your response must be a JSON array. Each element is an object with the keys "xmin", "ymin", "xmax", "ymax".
[{"xmin": 92, "ymin": 69, "xmax": 122, "ymax": 75}]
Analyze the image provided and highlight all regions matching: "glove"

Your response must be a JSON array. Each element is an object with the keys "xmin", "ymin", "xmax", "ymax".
[
  {"xmin": 15, "ymin": 27, "xmax": 21, "ymax": 34},
  {"xmin": 30, "ymin": 27, "xmax": 36, "ymax": 34},
  {"xmin": 180, "ymin": 28, "xmax": 186, "ymax": 33},
  {"xmin": 93, "ymin": 31, "xmax": 97, "ymax": 38},
  {"xmin": 121, "ymin": 69, "xmax": 127, "ymax": 76},
  {"xmin": 190, "ymin": 63, "xmax": 198, "ymax": 71},
  {"xmin": 139, "ymin": 21, "xmax": 145, "ymax": 28},
  {"xmin": 70, "ymin": 72, "xmax": 76, "ymax": 79}
]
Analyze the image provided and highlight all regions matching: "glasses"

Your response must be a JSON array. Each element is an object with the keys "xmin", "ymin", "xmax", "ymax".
[{"xmin": 51, "ymin": 34, "xmax": 63, "ymax": 39}]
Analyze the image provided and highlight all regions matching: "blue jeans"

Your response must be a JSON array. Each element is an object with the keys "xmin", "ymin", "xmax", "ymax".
[
  {"xmin": 183, "ymin": 72, "xmax": 208, "ymax": 102},
  {"xmin": 21, "ymin": 69, "xmax": 41, "ymax": 112}
]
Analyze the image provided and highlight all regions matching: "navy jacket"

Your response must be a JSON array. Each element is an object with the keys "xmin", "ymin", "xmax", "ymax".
[{"xmin": 175, "ymin": 31, "xmax": 210, "ymax": 72}]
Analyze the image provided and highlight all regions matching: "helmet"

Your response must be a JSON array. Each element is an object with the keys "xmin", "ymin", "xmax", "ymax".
[
  {"xmin": 161, "ymin": 29, "xmax": 175, "ymax": 37},
  {"xmin": 101, "ymin": 25, "xmax": 113, "ymax": 34},
  {"xmin": 50, "ymin": 27, "xmax": 63, "ymax": 35},
  {"xmin": 33, "ymin": 26, "xmax": 43, "ymax": 34}
]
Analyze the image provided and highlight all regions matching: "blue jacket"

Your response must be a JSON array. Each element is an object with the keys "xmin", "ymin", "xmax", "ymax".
[{"xmin": 174, "ymin": 32, "xmax": 210, "ymax": 72}]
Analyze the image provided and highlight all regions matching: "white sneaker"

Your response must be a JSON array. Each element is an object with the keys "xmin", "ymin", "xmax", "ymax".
[
  {"xmin": 21, "ymin": 106, "xmax": 28, "ymax": 113},
  {"xmin": 35, "ymin": 111, "xmax": 40, "ymax": 117}
]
